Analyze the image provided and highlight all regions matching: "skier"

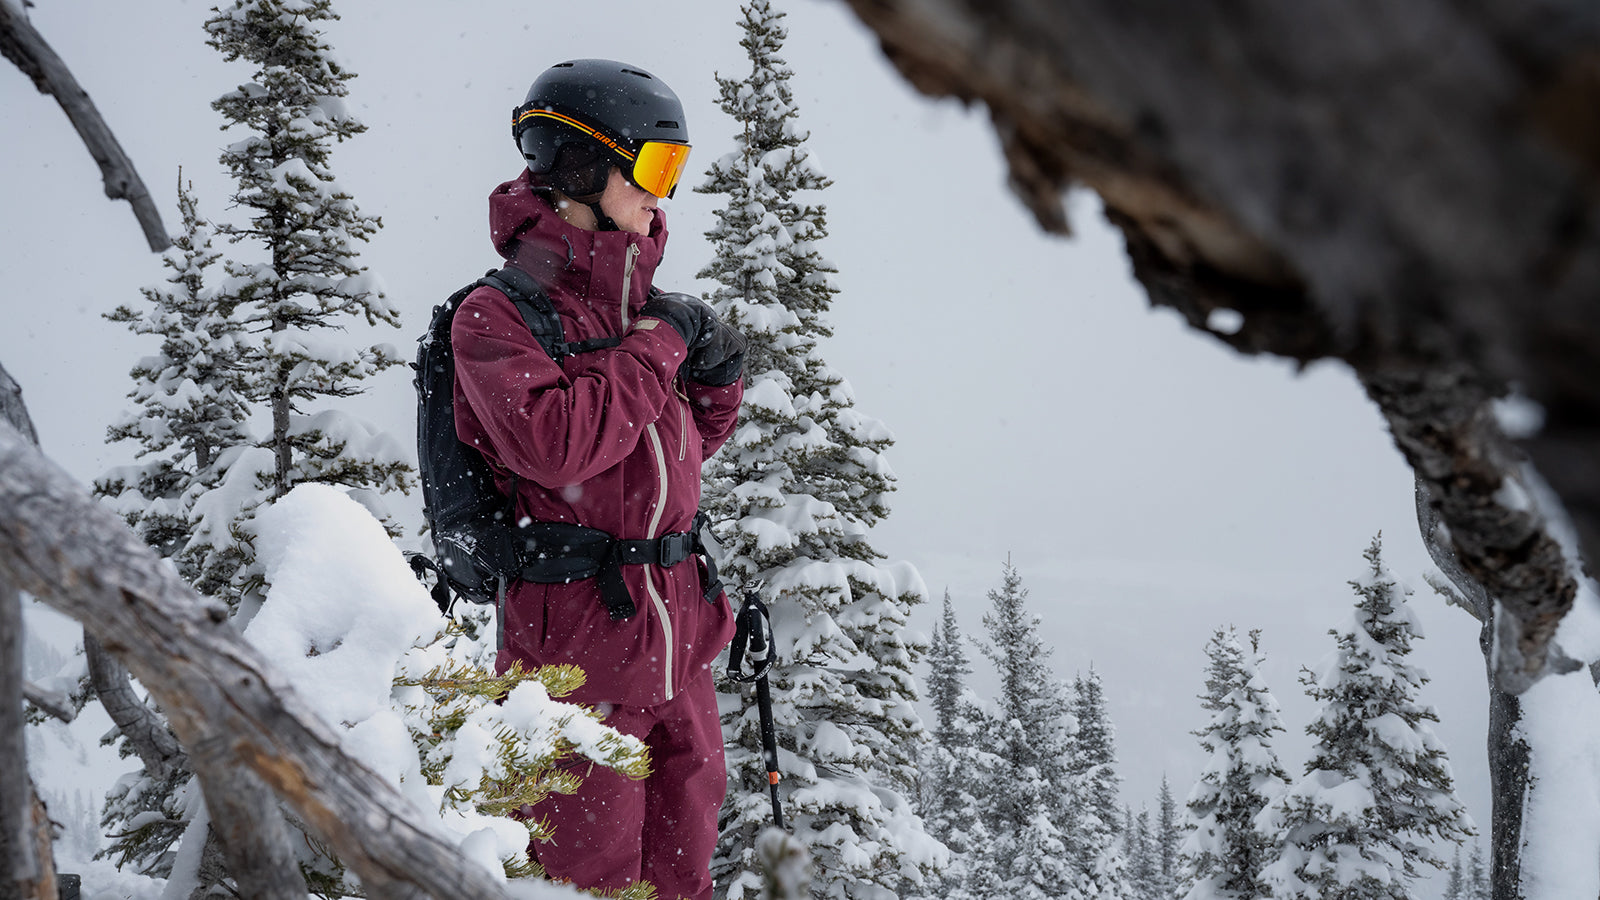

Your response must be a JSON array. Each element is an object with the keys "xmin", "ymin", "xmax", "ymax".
[{"xmin": 450, "ymin": 59, "xmax": 746, "ymax": 899}]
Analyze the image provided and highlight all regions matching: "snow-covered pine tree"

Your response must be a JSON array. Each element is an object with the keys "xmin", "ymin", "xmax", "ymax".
[
  {"xmin": 93, "ymin": 177, "xmax": 256, "ymax": 882},
  {"xmin": 977, "ymin": 560, "xmax": 1078, "ymax": 899},
  {"xmin": 1124, "ymin": 806, "xmax": 1158, "ymax": 900},
  {"xmin": 1258, "ymin": 537, "xmax": 1474, "ymax": 900},
  {"xmin": 99, "ymin": 4, "xmax": 412, "ymax": 885},
  {"xmin": 200, "ymin": 0, "xmax": 412, "ymax": 597},
  {"xmin": 1070, "ymin": 664, "xmax": 1129, "ymax": 895},
  {"xmin": 698, "ymin": 1, "xmax": 938, "ymax": 897},
  {"xmin": 1180, "ymin": 627, "xmax": 1289, "ymax": 900},
  {"xmin": 1157, "ymin": 775, "xmax": 1184, "ymax": 899},
  {"xmin": 1443, "ymin": 848, "xmax": 1465, "ymax": 900},
  {"xmin": 1466, "ymin": 842, "xmax": 1489, "ymax": 900},
  {"xmin": 96, "ymin": 175, "xmax": 253, "ymax": 589},
  {"xmin": 919, "ymin": 591, "xmax": 998, "ymax": 898}
]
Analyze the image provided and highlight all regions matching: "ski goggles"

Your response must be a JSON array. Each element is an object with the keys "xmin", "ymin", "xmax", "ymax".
[{"xmin": 515, "ymin": 107, "xmax": 692, "ymax": 199}]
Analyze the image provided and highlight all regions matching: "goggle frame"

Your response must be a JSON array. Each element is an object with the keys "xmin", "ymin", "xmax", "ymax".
[{"xmin": 514, "ymin": 105, "xmax": 692, "ymax": 199}]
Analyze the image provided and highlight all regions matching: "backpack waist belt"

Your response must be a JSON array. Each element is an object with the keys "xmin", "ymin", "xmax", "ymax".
[{"xmin": 517, "ymin": 512, "xmax": 723, "ymax": 620}]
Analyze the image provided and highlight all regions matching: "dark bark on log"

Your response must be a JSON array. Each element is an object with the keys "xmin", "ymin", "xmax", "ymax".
[
  {"xmin": 840, "ymin": 0, "xmax": 1600, "ymax": 687},
  {"xmin": 0, "ymin": 419, "xmax": 515, "ymax": 900},
  {"xmin": 0, "ymin": 2, "xmax": 169, "ymax": 251},
  {"xmin": 1418, "ymin": 479, "xmax": 1528, "ymax": 900}
]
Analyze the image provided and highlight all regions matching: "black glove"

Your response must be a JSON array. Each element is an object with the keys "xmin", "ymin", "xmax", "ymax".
[
  {"xmin": 639, "ymin": 292, "xmax": 716, "ymax": 352},
  {"xmin": 687, "ymin": 320, "xmax": 747, "ymax": 386}
]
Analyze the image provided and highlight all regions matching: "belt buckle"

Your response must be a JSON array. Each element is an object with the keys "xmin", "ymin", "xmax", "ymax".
[{"xmin": 660, "ymin": 532, "xmax": 690, "ymax": 567}]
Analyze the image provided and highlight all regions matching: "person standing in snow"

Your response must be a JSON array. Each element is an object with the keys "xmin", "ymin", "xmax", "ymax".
[{"xmin": 450, "ymin": 59, "xmax": 746, "ymax": 899}]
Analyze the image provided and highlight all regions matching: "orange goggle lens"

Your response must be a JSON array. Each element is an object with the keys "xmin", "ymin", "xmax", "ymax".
[{"xmin": 632, "ymin": 141, "xmax": 691, "ymax": 199}]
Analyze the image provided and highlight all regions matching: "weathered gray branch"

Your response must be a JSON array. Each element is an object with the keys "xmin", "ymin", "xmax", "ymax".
[
  {"xmin": 0, "ymin": 2, "xmax": 169, "ymax": 251},
  {"xmin": 83, "ymin": 632, "xmax": 184, "ymax": 780},
  {"xmin": 87, "ymin": 576, "xmax": 302, "ymax": 900},
  {"xmin": 19, "ymin": 683, "xmax": 72, "ymax": 725},
  {"xmin": 0, "ymin": 360, "xmax": 42, "ymax": 897},
  {"xmin": 0, "ymin": 418, "xmax": 517, "ymax": 900},
  {"xmin": 185, "ymin": 764, "xmax": 303, "ymax": 900},
  {"xmin": 0, "ymin": 365, "xmax": 35, "ymax": 449},
  {"xmin": 3, "ymin": 565, "xmax": 41, "ymax": 898},
  {"xmin": 840, "ymin": 0, "xmax": 1600, "ymax": 687}
]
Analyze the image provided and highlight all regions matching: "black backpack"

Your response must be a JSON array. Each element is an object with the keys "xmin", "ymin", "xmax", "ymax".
[{"xmin": 409, "ymin": 266, "xmax": 618, "ymax": 612}]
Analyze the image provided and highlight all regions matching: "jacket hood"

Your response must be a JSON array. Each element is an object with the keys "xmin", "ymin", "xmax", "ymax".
[{"xmin": 488, "ymin": 170, "xmax": 667, "ymax": 319}]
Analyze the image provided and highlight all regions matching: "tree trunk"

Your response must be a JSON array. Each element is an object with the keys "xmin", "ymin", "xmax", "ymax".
[
  {"xmin": 838, "ymin": 0, "xmax": 1600, "ymax": 689},
  {"xmin": 1417, "ymin": 478, "xmax": 1529, "ymax": 900},
  {"xmin": 1485, "ymin": 671, "xmax": 1528, "ymax": 900},
  {"xmin": 0, "ymin": 418, "xmax": 520, "ymax": 900},
  {"xmin": 0, "ymin": 363, "xmax": 44, "ymax": 900},
  {"xmin": 0, "ymin": 3, "xmax": 168, "ymax": 251},
  {"xmin": 2, "ymin": 568, "xmax": 41, "ymax": 900}
]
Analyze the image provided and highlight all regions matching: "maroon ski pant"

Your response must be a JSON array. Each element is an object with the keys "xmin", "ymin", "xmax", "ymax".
[{"xmin": 532, "ymin": 672, "xmax": 726, "ymax": 900}]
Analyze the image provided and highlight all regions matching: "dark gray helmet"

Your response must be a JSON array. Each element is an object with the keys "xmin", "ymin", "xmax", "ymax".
[{"xmin": 513, "ymin": 59, "xmax": 691, "ymax": 199}]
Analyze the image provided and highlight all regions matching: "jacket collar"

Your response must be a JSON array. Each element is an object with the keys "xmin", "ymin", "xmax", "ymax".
[{"xmin": 489, "ymin": 170, "xmax": 667, "ymax": 326}]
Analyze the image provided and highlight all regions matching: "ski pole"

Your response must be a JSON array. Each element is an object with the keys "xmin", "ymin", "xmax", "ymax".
[{"xmin": 729, "ymin": 588, "xmax": 784, "ymax": 830}]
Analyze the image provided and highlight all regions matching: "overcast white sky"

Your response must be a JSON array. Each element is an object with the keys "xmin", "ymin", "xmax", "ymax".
[{"xmin": 2, "ymin": 0, "xmax": 1491, "ymax": 877}]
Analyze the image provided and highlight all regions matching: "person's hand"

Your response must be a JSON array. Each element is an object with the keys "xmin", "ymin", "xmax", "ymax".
[
  {"xmin": 639, "ymin": 292, "xmax": 716, "ymax": 352},
  {"xmin": 687, "ymin": 321, "xmax": 747, "ymax": 385}
]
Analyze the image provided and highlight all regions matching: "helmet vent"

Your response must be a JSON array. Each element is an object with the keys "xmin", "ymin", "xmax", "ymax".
[
  {"xmin": 656, "ymin": 120, "xmax": 680, "ymax": 129},
  {"xmin": 621, "ymin": 68, "xmax": 654, "ymax": 80}
]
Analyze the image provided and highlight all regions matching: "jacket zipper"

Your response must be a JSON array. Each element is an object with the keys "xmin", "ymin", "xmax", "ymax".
[
  {"xmin": 619, "ymin": 243, "xmax": 640, "ymax": 329},
  {"xmin": 644, "ymin": 424, "xmax": 674, "ymax": 700},
  {"xmin": 676, "ymin": 382, "xmax": 689, "ymax": 462}
]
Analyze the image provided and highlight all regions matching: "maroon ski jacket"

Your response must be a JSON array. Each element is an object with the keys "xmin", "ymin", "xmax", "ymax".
[{"xmin": 452, "ymin": 171, "xmax": 742, "ymax": 708}]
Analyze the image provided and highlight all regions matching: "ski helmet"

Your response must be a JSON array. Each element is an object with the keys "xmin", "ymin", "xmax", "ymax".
[{"xmin": 513, "ymin": 59, "xmax": 692, "ymax": 201}]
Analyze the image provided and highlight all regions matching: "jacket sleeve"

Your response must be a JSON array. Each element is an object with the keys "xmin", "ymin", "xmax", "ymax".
[
  {"xmin": 452, "ymin": 288, "xmax": 689, "ymax": 487},
  {"xmin": 686, "ymin": 378, "xmax": 743, "ymax": 461}
]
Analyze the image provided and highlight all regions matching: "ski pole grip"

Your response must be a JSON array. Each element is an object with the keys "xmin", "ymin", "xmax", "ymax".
[{"xmin": 728, "ymin": 590, "xmax": 774, "ymax": 682}]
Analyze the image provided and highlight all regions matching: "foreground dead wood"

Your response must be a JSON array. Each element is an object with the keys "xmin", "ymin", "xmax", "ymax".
[
  {"xmin": 1417, "ymin": 478, "xmax": 1535, "ymax": 899},
  {"xmin": 0, "ymin": 364, "xmax": 47, "ymax": 899},
  {"xmin": 0, "ymin": 419, "xmax": 518, "ymax": 900},
  {"xmin": 0, "ymin": 2, "xmax": 168, "ymax": 251},
  {"xmin": 842, "ymin": 0, "xmax": 1600, "ymax": 688}
]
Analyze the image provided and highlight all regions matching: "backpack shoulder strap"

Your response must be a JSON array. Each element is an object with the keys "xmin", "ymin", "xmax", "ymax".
[
  {"xmin": 479, "ymin": 266, "xmax": 566, "ymax": 359},
  {"xmin": 478, "ymin": 266, "xmax": 623, "ymax": 359}
]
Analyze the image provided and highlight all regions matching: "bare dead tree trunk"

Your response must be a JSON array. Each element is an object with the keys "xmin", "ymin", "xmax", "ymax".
[
  {"xmin": 1418, "ymin": 479, "xmax": 1528, "ymax": 900},
  {"xmin": 0, "ymin": 364, "xmax": 46, "ymax": 900},
  {"xmin": 0, "ymin": 418, "xmax": 518, "ymax": 900},
  {"xmin": 0, "ymin": 3, "xmax": 168, "ymax": 252},
  {"xmin": 2, "ymin": 567, "xmax": 41, "ymax": 900},
  {"xmin": 839, "ymin": 0, "xmax": 1600, "ymax": 690}
]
